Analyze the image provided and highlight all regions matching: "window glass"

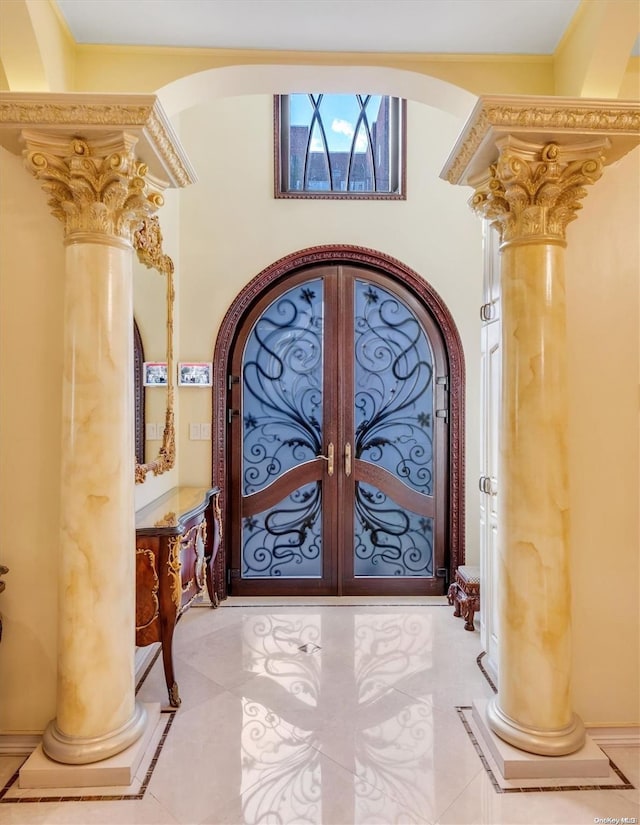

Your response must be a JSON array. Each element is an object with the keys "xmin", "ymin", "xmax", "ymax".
[{"xmin": 276, "ymin": 94, "xmax": 405, "ymax": 199}]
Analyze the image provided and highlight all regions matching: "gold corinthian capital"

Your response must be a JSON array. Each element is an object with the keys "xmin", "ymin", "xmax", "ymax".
[
  {"xmin": 470, "ymin": 136, "xmax": 608, "ymax": 247},
  {"xmin": 22, "ymin": 131, "xmax": 165, "ymax": 245}
]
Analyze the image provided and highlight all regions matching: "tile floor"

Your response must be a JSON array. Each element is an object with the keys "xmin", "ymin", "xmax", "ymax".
[{"xmin": 0, "ymin": 598, "xmax": 638, "ymax": 824}]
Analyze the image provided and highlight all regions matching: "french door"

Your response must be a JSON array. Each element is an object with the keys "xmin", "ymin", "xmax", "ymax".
[{"xmin": 228, "ymin": 264, "xmax": 449, "ymax": 596}]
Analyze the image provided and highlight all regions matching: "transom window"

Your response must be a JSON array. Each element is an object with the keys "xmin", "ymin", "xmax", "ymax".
[{"xmin": 275, "ymin": 94, "xmax": 406, "ymax": 199}]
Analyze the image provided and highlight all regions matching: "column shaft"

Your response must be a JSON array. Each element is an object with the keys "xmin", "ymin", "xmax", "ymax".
[
  {"xmin": 43, "ymin": 238, "xmax": 147, "ymax": 763},
  {"xmin": 59, "ymin": 240, "xmax": 135, "ymax": 736},
  {"xmin": 490, "ymin": 241, "xmax": 579, "ymax": 747}
]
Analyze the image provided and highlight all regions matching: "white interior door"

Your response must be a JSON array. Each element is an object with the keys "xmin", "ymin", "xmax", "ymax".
[{"xmin": 479, "ymin": 221, "xmax": 501, "ymax": 684}]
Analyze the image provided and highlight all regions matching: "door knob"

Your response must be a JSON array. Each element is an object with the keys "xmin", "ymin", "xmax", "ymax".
[
  {"xmin": 317, "ymin": 442, "xmax": 334, "ymax": 476},
  {"xmin": 344, "ymin": 442, "xmax": 352, "ymax": 477}
]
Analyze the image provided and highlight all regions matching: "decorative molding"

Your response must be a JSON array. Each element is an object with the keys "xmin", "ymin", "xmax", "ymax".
[
  {"xmin": 135, "ymin": 548, "xmax": 160, "ymax": 632},
  {"xmin": 0, "ymin": 734, "xmax": 41, "ymax": 757},
  {"xmin": 134, "ymin": 217, "xmax": 176, "ymax": 484},
  {"xmin": 167, "ymin": 537, "xmax": 182, "ymax": 610},
  {"xmin": 0, "ymin": 92, "xmax": 197, "ymax": 189},
  {"xmin": 586, "ymin": 726, "xmax": 640, "ymax": 748},
  {"xmin": 470, "ymin": 138, "xmax": 607, "ymax": 245},
  {"xmin": 22, "ymin": 134, "xmax": 165, "ymax": 243},
  {"xmin": 133, "ymin": 319, "xmax": 145, "ymax": 466},
  {"xmin": 441, "ymin": 95, "xmax": 640, "ymax": 188},
  {"xmin": 134, "ymin": 214, "xmax": 175, "ymax": 277},
  {"xmin": 212, "ymin": 244, "xmax": 466, "ymax": 600},
  {"xmin": 154, "ymin": 511, "xmax": 178, "ymax": 528}
]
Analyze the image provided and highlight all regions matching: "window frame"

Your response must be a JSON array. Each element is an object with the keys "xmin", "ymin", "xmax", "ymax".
[{"xmin": 274, "ymin": 94, "xmax": 407, "ymax": 200}]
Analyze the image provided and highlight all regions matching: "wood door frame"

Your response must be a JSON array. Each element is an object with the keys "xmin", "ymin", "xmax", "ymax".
[{"xmin": 211, "ymin": 245, "xmax": 466, "ymax": 601}]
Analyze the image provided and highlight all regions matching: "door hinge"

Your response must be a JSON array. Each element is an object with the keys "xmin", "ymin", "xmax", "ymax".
[
  {"xmin": 436, "ymin": 567, "xmax": 449, "ymax": 586},
  {"xmin": 228, "ymin": 375, "xmax": 240, "ymax": 391},
  {"xmin": 227, "ymin": 408, "xmax": 239, "ymax": 425},
  {"xmin": 436, "ymin": 375, "xmax": 449, "ymax": 390},
  {"xmin": 226, "ymin": 568, "xmax": 241, "ymax": 584},
  {"xmin": 435, "ymin": 409, "xmax": 449, "ymax": 423}
]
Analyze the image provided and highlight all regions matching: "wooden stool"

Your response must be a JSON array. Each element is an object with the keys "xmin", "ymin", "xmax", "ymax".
[{"xmin": 447, "ymin": 565, "xmax": 480, "ymax": 631}]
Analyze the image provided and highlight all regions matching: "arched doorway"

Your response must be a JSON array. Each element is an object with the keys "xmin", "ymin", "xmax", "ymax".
[{"xmin": 212, "ymin": 246, "xmax": 465, "ymax": 600}]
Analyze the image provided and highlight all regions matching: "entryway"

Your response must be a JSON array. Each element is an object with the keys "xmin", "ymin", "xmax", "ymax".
[{"xmin": 212, "ymin": 247, "xmax": 465, "ymax": 600}]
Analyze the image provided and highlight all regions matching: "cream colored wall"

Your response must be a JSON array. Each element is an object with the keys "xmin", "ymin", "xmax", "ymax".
[
  {"xmin": 175, "ymin": 95, "xmax": 483, "ymax": 561},
  {"xmin": 73, "ymin": 47, "xmax": 556, "ymax": 98},
  {"xmin": 0, "ymin": 0, "xmax": 74, "ymax": 92},
  {"xmin": 0, "ymin": 147, "xmax": 64, "ymax": 732},
  {"xmin": 619, "ymin": 56, "xmax": 640, "ymax": 100},
  {"xmin": 565, "ymin": 146, "xmax": 640, "ymax": 726},
  {"xmin": 554, "ymin": 0, "xmax": 639, "ymax": 97},
  {"xmin": 26, "ymin": 0, "xmax": 75, "ymax": 91}
]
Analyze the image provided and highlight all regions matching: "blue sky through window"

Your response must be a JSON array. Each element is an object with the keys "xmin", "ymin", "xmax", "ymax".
[{"xmin": 289, "ymin": 94, "xmax": 382, "ymax": 153}]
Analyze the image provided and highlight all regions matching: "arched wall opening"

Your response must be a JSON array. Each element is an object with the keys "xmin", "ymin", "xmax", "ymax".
[
  {"xmin": 154, "ymin": 62, "xmax": 483, "ymax": 597},
  {"xmin": 156, "ymin": 63, "xmax": 477, "ymax": 119}
]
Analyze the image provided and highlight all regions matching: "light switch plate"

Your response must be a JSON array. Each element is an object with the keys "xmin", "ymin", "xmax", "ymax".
[{"xmin": 189, "ymin": 423, "xmax": 201, "ymax": 440}]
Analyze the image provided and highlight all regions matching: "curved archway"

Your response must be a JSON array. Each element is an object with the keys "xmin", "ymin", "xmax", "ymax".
[
  {"xmin": 212, "ymin": 244, "xmax": 465, "ymax": 601},
  {"xmin": 156, "ymin": 63, "xmax": 476, "ymax": 119}
]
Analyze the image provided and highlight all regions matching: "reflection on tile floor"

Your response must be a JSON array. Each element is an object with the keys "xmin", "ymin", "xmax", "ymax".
[{"xmin": 1, "ymin": 600, "xmax": 638, "ymax": 824}]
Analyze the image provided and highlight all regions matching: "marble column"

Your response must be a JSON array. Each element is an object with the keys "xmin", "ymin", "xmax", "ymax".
[
  {"xmin": 473, "ymin": 138, "xmax": 609, "ymax": 755},
  {"xmin": 441, "ymin": 96, "xmax": 640, "ymax": 759},
  {"xmin": 23, "ymin": 133, "xmax": 165, "ymax": 764}
]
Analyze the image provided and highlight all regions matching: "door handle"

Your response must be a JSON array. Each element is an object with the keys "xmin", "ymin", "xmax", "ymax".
[
  {"xmin": 317, "ymin": 442, "xmax": 334, "ymax": 476},
  {"xmin": 344, "ymin": 442, "xmax": 352, "ymax": 477}
]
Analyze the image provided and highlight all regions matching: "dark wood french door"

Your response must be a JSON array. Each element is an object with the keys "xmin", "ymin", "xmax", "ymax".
[{"xmin": 227, "ymin": 264, "xmax": 450, "ymax": 596}]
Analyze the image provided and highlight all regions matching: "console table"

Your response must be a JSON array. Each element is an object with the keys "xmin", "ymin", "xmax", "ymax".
[{"xmin": 135, "ymin": 486, "xmax": 221, "ymax": 707}]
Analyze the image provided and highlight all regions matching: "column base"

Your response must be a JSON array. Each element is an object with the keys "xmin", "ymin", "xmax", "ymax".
[
  {"xmin": 476, "ymin": 700, "xmax": 608, "ymax": 779},
  {"xmin": 486, "ymin": 695, "xmax": 585, "ymax": 756},
  {"xmin": 19, "ymin": 703, "xmax": 159, "ymax": 789},
  {"xmin": 41, "ymin": 700, "xmax": 147, "ymax": 765}
]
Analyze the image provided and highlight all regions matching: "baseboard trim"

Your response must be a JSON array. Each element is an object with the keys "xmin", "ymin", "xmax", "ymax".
[
  {"xmin": 586, "ymin": 726, "xmax": 640, "ymax": 748},
  {"xmin": 0, "ymin": 734, "xmax": 41, "ymax": 757}
]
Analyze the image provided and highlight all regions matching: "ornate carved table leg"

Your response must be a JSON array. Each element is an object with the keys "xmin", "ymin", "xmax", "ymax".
[
  {"xmin": 447, "ymin": 582, "xmax": 461, "ymax": 617},
  {"xmin": 461, "ymin": 594, "xmax": 480, "ymax": 631}
]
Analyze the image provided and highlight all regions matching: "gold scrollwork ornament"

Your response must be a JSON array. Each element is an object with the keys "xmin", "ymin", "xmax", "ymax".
[
  {"xmin": 166, "ymin": 536, "xmax": 182, "ymax": 611},
  {"xmin": 134, "ymin": 216, "xmax": 176, "ymax": 483}
]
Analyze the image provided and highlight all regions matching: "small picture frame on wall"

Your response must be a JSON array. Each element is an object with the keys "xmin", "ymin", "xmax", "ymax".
[
  {"xmin": 143, "ymin": 362, "xmax": 168, "ymax": 386},
  {"xmin": 178, "ymin": 362, "xmax": 213, "ymax": 387}
]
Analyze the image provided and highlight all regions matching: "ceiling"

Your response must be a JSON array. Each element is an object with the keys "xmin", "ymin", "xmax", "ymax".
[{"xmin": 55, "ymin": 0, "xmax": 585, "ymax": 55}]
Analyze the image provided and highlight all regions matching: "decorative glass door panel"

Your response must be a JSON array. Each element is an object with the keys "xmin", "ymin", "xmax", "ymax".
[
  {"xmin": 241, "ymin": 279, "xmax": 325, "ymax": 579},
  {"xmin": 352, "ymin": 280, "xmax": 435, "ymax": 578},
  {"xmin": 354, "ymin": 280, "xmax": 434, "ymax": 494},
  {"xmin": 229, "ymin": 265, "xmax": 448, "ymax": 596}
]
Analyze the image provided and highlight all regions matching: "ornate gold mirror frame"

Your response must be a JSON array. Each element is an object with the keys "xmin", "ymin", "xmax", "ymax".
[{"xmin": 134, "ymin": 216, "xmax": 176, "ymax": 483}]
